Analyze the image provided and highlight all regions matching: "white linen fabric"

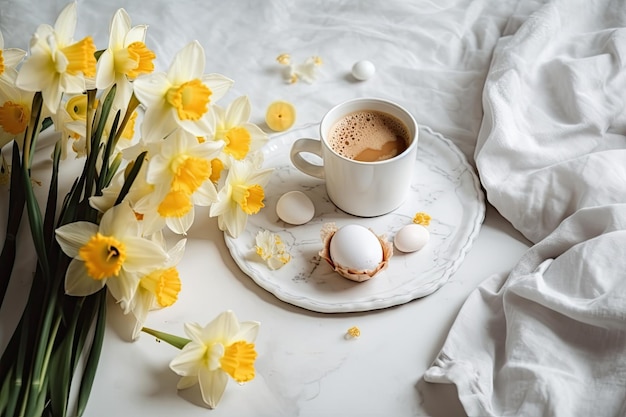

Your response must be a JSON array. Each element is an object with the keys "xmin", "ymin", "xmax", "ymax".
[
  {"xmin": 475, "ymin": 0, "xmax": 626, "ymax": 244},
  {"xmin": 425, "ymin": 204, "xmax": 626, "ymax": 416},
  {"xmin": 426, "ymin": 0, "xmax": 626, "ymax": 415}
]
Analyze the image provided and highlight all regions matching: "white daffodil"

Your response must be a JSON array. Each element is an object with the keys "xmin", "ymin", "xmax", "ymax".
[
  {"xmin": 0, "ymin": 30, "xmax": 27, "ymax": 87},
  {"xmin": 96, "ymin": 8, "xmax": 155, "ymax": 109},
  {"xmin": 129, "ymin": 236, "xmax": 186, "ymax": 340},
  {"xmin": 211, "ymin": 96, "xmax": 268, "ymax": 167},
  {"xmin": 55, "ymin": 202, "xmax": 168, "ymax": 310},
  {"xmin": 169, "ymin": 310, "xmax": 260, "ymax": 409},
  {"xmin": 133, "ymin": 41, "xmax": 233, "ymax": 141},
  {"xmin": 138, "ymin": 128, "xmax": 223, "ymax": 235},
  {"xmin": 276, "ymin": 53, "xmax": 323, "ymax": 84},
  {"xmin": 0, "ymin": 81, "xmax": 34, "ymax": 149},
  {"xmin": 16, "ymin": 2, "xmax": 97, "ymax": 114},
  {"xmin": 209, "ymin": 156, "xmax": 273, "ymax": 238},
  {"xmin": 255, "ymin": 229, "xmax": 290, "ymax": 270}
]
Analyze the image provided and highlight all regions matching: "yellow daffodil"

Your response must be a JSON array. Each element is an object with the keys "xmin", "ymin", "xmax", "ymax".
[
  {"xmin": 129, "ymin": 237, "xmax": 186, "ymax": 339},
  {"xmin": 55, "ymin": 202, "xmax": 169, "ymax": 310},
  {"xmin": 0, "ymin": 30, "xmax": 27, "ymax": 86},
  {"xmin": 0, "ymin": 82, "xmax": 34, "ymax": 148},
  {"xmin": 254, "ymin": 229, "xmax": 290, "ymax": 270},
  {"xmin": 133, "ymin": 41, "xmax": 233, "ymax": 141},
  {"xmin": 209, "ymin": 156, "xmax": 273, "ymax": 238},
  {"xmin": 169, "ymin": 310, "xmax": 260, "ymax": 409},
  {"xmin": 15, "ymin": 2, "xmax": 97, "ymax": 114},
  {"xmin": 140, "ymin": 128, "xmax": 223, "ymax": 235},
  {"xmin": 96, "ymin": 8, "xmax": 155, "ymax": 109},
  {"xmin": 211, "ymin": 96, "xmax": 268, "ymax": 166}
]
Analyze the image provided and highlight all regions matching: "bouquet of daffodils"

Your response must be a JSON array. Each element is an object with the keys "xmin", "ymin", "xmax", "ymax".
[{"xmin": 0, "ymin": 3, "xmax": 269, "ymax": 415}]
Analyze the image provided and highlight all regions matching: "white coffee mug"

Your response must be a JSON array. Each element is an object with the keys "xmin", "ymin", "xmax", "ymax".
[{"xmin": 290, "ymin": 98, "xmax": 418, "ymax": 217}]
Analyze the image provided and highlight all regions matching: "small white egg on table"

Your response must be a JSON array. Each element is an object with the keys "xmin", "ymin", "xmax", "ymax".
[
  {"xmin": 394, "ymin": 224, "xmax": 430, "ymax": 253},
  {"xmin": 351, "ymin": 60, "xmax": 376, "ymax": 81},
  {"xmin": 276, "ymin": 191, "xmax": 315, "ymax": 225}
]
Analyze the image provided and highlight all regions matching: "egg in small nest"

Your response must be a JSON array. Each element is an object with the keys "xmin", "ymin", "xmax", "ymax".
[{"xmin": 319, "ymin": 223, "xmax": 393, "ymax": 282}]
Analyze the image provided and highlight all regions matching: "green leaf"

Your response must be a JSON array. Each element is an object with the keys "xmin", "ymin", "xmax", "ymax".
[
  {"xmin": 40, "ymin": 116, "xmax": 53, "ymax": 132},
  {"xmin": 97, "ymin": 109, "xmax": 121, "ymax": 194},
  {"xmin": 48, "ymin": 298, "xmax": 83, "ymax": 417},
  {"xmin": 103, "ymin": 153, "xmax": 122, "ymax": 186},
  {"xmin": 22, "ymin": 158, "xmax": 51, "ymax": 281},
  {"xmin": 43, "ymin": 141, "xmax": 61, "ymax": 265},
  {"xmin": 0, "ymin": 366, "xmax": 13, "ymax": 415},
  {"xmin": 25, "ymin": 311, "xmax": 61, "ymax": 417},
  {"xmin": 0, "ymin": 143, "xmax": 25, "ymax": 305},
  {"xmin": 114, "ymin": 151, "xmax": 147, "ymax": 206},
  {"xmin": 76, "ymin": 290, "xmax": 107, "ymax": 417}
]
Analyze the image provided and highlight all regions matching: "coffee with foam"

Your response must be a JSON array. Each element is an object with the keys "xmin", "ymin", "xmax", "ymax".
[{"xmin": 328, "ymin": 110, "xmax": 410, "ymax": 162}]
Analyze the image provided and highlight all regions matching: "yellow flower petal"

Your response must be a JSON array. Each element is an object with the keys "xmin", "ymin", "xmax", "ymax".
[
  {"xmin": 166, "ymin": 79, "xmax": 212, "ymax": 121},
  {"xmin": 0, "ymin": 101, "xmax": 29, "ymax": 135},
  {"xmin": 171, "ymin": 155, "xmax": 211, "ymax": 195},
  {"xmin": 220, "ymin": 341, "xmax": 257, "ymax": 383},
  {"xmin": 66, "ymin": 94, "xmax": 88, "ymax": 121},
  {"xmin": 265, "ymin": 101, "xmax": 296, "ymax": 132},
  {"xmin": 223, "ymin": 126, "xmax": 251, "ymax": 160},
  {"xmin": 139, "ymin": 267, "xmax": 181, "ymax": 307},
  {"xmin": 125, "ymin": 41, "xmax": 156, "ymax": 78},
  {"xmin": 413, "ymin": 212, "xmax": 431, "ymax": 226},
  {"xmin": 210, "ymin": 158, "xmax": 224, "ymax": 183},
  {"xmin": 158, "ymin": 190, "xmax": 193, "ymax": 218},
  {"xmin": 276, "ymin": 53, "xmax": 291, "ymax": 65},
  {"xmin": 62, "ymin": 36, "xmax": 97, "ymax": 77},
  {"xmin": 79, "ymin": 232, "xmax": 127, "ymax": 280},
  {"xmin": 233, "ymin": 183, "xmax": 265, "ymax": 215}
]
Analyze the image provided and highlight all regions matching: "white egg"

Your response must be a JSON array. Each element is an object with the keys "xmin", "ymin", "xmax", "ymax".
[
  {"xmin": 276, "ymin": 191, "xmax": 315, "ymax": 225},
  {"xmin": 351, "ymin": 60, "xmax": 376, "ymax": 81},
  {"xmin": 394, "ymin": 224, "xmax": 430, "ymax": 253},
  {"xmin": 329, "ymin": 224, "xmax": 383, "ymax": 271}
]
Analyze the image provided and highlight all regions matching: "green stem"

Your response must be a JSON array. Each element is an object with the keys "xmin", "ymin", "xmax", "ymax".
[{"xmin": 141, "ymin": 327, "xmax": 191, "ymax": 350}]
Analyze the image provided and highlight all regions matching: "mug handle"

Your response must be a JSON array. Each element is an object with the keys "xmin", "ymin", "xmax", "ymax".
[{"xmin": 290, "ymin": 138, "xmax": 325, "ymax": 179}]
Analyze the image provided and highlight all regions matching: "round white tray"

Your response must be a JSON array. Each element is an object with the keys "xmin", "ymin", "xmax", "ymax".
[{"xmin": 224, "ymin": 126, "xmax": 485, "ymax": 313}]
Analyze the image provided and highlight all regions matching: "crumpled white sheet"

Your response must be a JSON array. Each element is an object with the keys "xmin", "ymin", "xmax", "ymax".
[
  {"xmin": 425, "ymin": 204, "xmax": 626, "ymax": 416},
  {"xmin": 425, "ymin": 0, "xmax": 626, "ymax": 415},
  {"xmin": 475, "ymin": 0, "xmax": 626, "ymax": 244}
]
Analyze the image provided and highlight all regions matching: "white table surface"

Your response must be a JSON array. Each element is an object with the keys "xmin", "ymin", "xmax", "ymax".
[{"xmin": 81, "ymin": 203, "xmax": 530, "ymax": 417}]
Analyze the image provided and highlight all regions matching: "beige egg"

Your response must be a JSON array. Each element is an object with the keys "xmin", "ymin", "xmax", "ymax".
[
  {"xmin": 276, "ymin": 191, "xmax": 315, "ymax": 225},
  {"xmin": 394, "ymin": 224, "xmax": 430, "ymax": 253}
]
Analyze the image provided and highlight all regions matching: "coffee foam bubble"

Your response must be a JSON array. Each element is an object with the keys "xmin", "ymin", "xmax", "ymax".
[{"xmin": 328, "ymin": 110, "xmax": 409, "ymax": 161}]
